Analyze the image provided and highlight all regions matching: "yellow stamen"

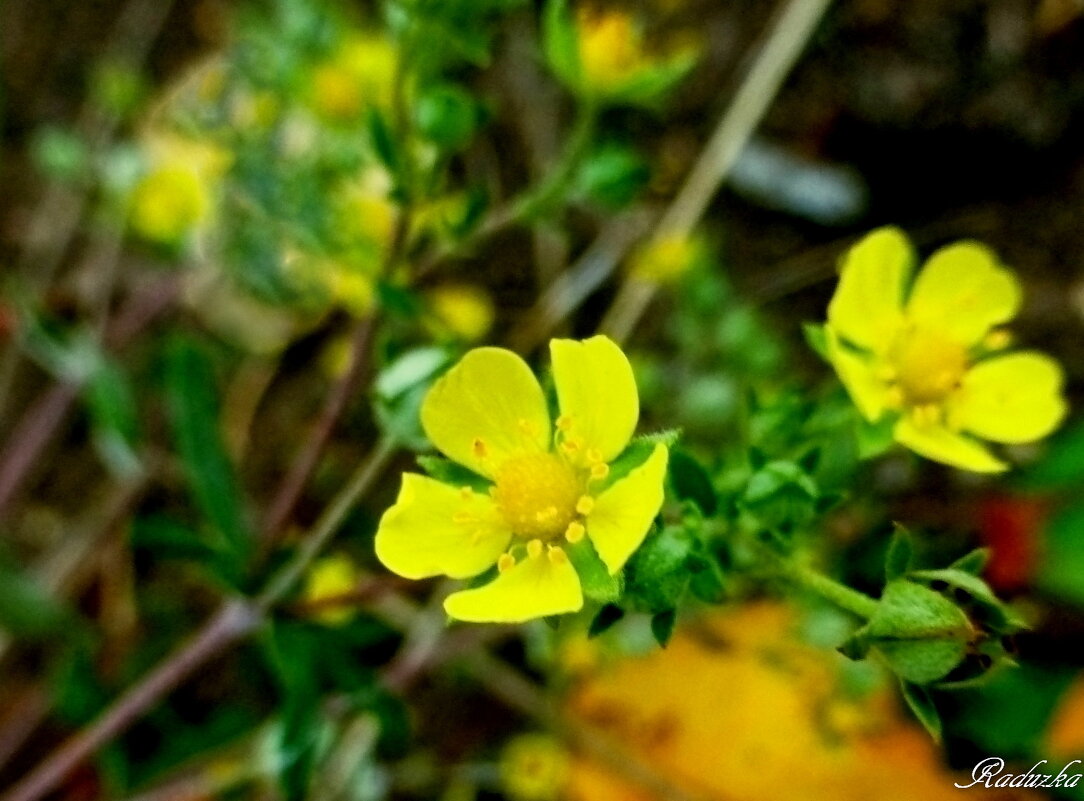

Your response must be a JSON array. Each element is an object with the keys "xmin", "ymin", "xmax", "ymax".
[
  {"xmin": 491, "ymin": 452, "xmax": 584, "ymax": 541},
  {"xmin": 452, "ymin": 511, "xmax": 474, "ymax": 524},
  {"xmin": 564, "ymin": 522, "xmax": 585, "ymax": 544},
  {"xmin": 576, "ymin": 496, "xmax": 595, "ymax": 515},
  {"xmin": 586, "ymin": 448, "xmax": 603, "ymax": 465},
  {"xmin": 473, "ymin": 438, "xmax": 488, "ymax": 459},
  {"xmin": 497, "ymin": 553, "xmax": 516, "ymax": 573},
  {"xmin": 527, "ymin": 539, "xmax": 544, "ymax": 559},
  {"xmin": 891, "ymin": 327, "xmax": 968, "ymax": 406},
  {"xmin": 590, "ymin": 462, "xmax": 610, "ymax": 480},
  {"xmin": 547, "ymin": 546, "xmax": 569, "ymax": 566},
  {"xmin": 556, "ymin": 414, "xmax": 573, "ymax": 432},
  {"xmin": 984, "ymin": 329, "xmax": 1013, "ymax": 351}
]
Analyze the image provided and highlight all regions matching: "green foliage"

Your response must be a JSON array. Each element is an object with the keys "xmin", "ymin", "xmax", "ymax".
[{"xmin": 164, "ymin": 336, "xmax": 251, "ymax": 583}]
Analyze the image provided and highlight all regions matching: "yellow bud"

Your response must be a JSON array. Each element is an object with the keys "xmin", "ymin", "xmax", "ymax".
[
  {"xmin": 424, "ymin": 284, "xmax": 496, "ymax": 342},
  {"xmin": 301, "ymin": 553, "xmax": 359, "ymax": 626}
]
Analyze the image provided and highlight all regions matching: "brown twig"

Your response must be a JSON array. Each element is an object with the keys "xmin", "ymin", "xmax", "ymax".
[
  {"xmin": 0, "ymin": 599, "xmax": 260, "ymax": 801},
  {"xmin": 258, "ymin": 316, "xmax": 378, "ymax": 543}
]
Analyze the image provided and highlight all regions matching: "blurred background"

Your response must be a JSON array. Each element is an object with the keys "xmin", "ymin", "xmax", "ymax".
[{"xmin": 3, "ymin": 0, "xmax": 1084, "ymax": 799}]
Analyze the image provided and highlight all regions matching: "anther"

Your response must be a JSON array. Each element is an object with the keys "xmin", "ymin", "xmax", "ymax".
[
  {"xmin": 556, "ymin": 415, "xmax": 573, "ymax": 432},
  {"xmin": 586, "ymin": 448, "xmax": 603, "ymax": 465},
  {"xmin": 452, "ymin": 511, "xmax": 474, "ymax": 524},
  {"xmin": 590, "ymin": 462, "xmax": 609, "ymax": 480},
  {"xmin": 564, "ymin": 521, "xmax": 585, "ymax": 543},
  {"xmin": 459, "ymin": 486, "xmax": 474, "ymax": 500},
  {"xmin": 472, "ymin": 438, "xmax": 488, "ymax": 458},
  {"xmin": 576, "ymin": 496, "xmax": 595, "ymax": 515},
  {"xmin": 527, "ymin": 539, "xmax": 544, "ymax": 559},
  {"xmin": 497, "ymin": 553, "xmax": 516, "ymax": 573}
]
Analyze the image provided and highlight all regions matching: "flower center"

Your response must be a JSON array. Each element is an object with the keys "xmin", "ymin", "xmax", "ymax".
[
  {"xmin": 891, "ymin": 328, "xmax": 969, "ymax": 406},
  {"xmin": 492, "ymin": 453, "xmax": 583, "ymax": 540}
]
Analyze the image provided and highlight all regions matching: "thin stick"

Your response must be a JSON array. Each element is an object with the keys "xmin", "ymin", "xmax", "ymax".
[
  {"xmin": 0, "ymin": 600, "xmax": 260, "ymax": 801},
  {"xmin": 599, "ymin": 0, "xmax": 834, "ymax": 343},
  {"xmin": 259, "ymin": 316, "xmax": 378, "ymax": 542}
]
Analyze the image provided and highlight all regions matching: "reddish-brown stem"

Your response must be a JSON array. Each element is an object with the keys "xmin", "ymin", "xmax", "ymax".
[
  {"xmin": 0, "ymin": 600, "xmax": 260, "ymax": 801},
  {"xmin": 259, "ymin": 315, "xmax": 378, "ymax": 543}
]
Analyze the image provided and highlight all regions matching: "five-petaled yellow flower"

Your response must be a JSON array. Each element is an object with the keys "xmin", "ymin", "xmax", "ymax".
[
  {"xmin": 375, "ymin": 336, "xmax": 668, "ymax": 623},
  {"xmin": 824, "ymin": 226, "xmax": 1067, "ymax": 473}
]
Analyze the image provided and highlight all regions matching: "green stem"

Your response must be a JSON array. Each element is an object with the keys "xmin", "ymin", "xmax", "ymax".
[
  {"xmin": 512, "ymin": 102, "xmax": 598, "ymax": 221},
  {"xmin": 786, "ymin": 562, "xmax": 880, "ymax": 620}
]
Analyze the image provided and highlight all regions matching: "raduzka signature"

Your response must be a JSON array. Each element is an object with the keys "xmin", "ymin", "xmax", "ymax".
[{"xmin": 956, "ymin": 757, "xmax": 1083, "ymax": 789}]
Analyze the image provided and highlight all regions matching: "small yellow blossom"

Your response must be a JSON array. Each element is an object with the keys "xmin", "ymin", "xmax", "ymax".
[
  {"xmin": 824, "ymin": 226, "xmax": 1067, "ymax": 472},
  {"xmin": 130, "ymin": 134, "xmax": 230, "ymax": 246},
  {"xmin": 301, "ymin": 553, "xmax": 360, "ymax": 626},
  {"xmin": 628, "ymin": 234, "xmax": 703, "ymax": 284},
  {"xmin": 569, "ymin": 6, "xmax": 696, "ymax": 102},
  {"xmin": 310, "ymin": 33, "xmax": 397, "ymax": 121},
  {"xmin": 500, "ymin": 733, "xmax": 571, "ymax": 801},
  {"xmin": 374, "ymin": 336, "xmax": 668, "ymax": 623},
  {"xmin": 424, "ymin": 284, "xmax": 496, "ymax": 342}
]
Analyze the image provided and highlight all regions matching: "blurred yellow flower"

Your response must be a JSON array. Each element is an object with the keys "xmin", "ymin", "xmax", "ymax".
[
  {"xmin": 499, "ymin": 733, "xmax": 570, "ymax": 801},
  {"xmin": 824, "ymin": 226, "xmax": 1067, "ymax": 472},
  {"xmin": 130, "ymin": 134, "xmax": 230, "ymax": 246},
  {"xmin": 301, "ymin": 553, "xmax": 360, "ymax": 626},
  {"xmin": 576, "ymin": 8, "xmax": 646, "ymax": 94},
  {"xmin": 374, "ymin": 336, "xmax": 668, "ymax": 623},
  {"xmin": 310, "ymin": 33, "xmax": 397, "ymax": 121},
  {"xmin": 424, "ymin": 284, "xmax": 495, "ymax": 342},
  {"xmin": 628, "ymin": 234, "xmax": 703, "ymax": 284},
  {"xmin": 565, "ymin": 603, "xmax": 1031, "ymax": 801}
]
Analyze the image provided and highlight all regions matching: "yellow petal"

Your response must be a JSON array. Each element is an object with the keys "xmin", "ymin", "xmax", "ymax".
[
  {"xmin": 949, "ymin": 352, "xmax": 1067, "ymax": 444},
  {"xmin": 893, "ymin": 417, "xmax": 1007, "ymax": 473},
  {"xmin": 421, "ymin": 347, "xmax": 551, "ymax": 478},
  {"xmin": 550, "ymin": 336, "xmax": 638, "ymax": 463},
  {"xmin": 586, "ymin": 444, "xmax": 668, "ymax": 574},
  {"xmin": 375, "ymin": 474, "xmax": 511, "ymax": 579},
  {"xmin": 906, "ymin": 241, "xmax": 1021, "ymax": 345},
  {"xmin": 827, "ymin": 227, "xmax": 913, "ymax": 352},
  {"xmin": 825, "ymin": 327, "xmax": 892, "ymax": 422},
  {"xmin": 443, "ymin": 548, "xmax": 583, "ymax": 623}
]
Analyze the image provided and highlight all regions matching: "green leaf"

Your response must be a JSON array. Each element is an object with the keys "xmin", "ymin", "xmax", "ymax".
[
  {"xmin": 164, "ymin": 337, "xmax": 250, "ymax": 573},
  {"xmin": 542, "ymin": 0, "xmax": 579, "ymax": 89},
  {"xmin": 0, "ymin": 550, "xmax": 71, "ymax": 639},
  {"xmin": 84, "ymin": 358, "xmax": 142, "ymax": 479},
  {"xmin": 626, "ymin": 525, "xmax": 692, "ymax": 612},
  {"xmin": 885, "ymin": 526, "xmax": 914, "ymax": 581},
  {"xmin": 743, "ymin": 460, "xmax": 817, "ymax": 504},
  {"xmin": 367, "ymin": 109, "xmax": 401, "ymax": 178},
  {"xmin": 802, "ymin": 323, "xmax": 829, "ymax": 360},
  {"xmin": 855, "ymin": 413, "xmax": 897, "ymax": 460},
  {"xmin": 668, "ymin": 448, "xmax": 717, "ymax": 516},
  {"xmin": 1037, "ymin": 501, "xmax": 1084, "ymax": 607},
  {"xmin": 588, "ymin": 603, "xmax": 624, "ymax": 638},
  {"xmin": 374, "ymin": 347, "xmax": 453, "ymax": 450},
  {"xmin": 415, "ymin": 456, "xmax": 490, "ymax": 492},
  {"xmin": 900, "ymin": 682, "xmax": 942, "ymax": 742},
  {"xmin": 651, "ymin": 609, "xmax": 677, "ymax": 647},
  {"xmin": 567, "ymin": 538, "xmax": 623, "ymax": 603},
  {"xmin": 415, "ymin": 83, "xmax": 478, "ymax": 150},
  {"xmin": 949, "ymin": 548, "xmax": 990, "ymax": 576},
  {"xmin": 573, "ymin": 142, "xmax": 649, "ymax": 208}
]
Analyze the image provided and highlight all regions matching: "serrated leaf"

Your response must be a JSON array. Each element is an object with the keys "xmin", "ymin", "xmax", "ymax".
[{"xmin": 626, "ymin": 525, "xmax": 692, "ymax": 612}]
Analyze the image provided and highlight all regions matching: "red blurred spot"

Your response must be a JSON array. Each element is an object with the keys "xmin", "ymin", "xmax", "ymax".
[
  {"xmin": 0, "ymin": 304, "xmax": 15, "ymax": 339},
  {"xmin": 979, "ymin": 494, "xmax": 1048, "ymax": 592}
]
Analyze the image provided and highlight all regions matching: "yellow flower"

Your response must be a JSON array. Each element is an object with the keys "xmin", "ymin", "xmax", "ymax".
[
  {"xmin": 424, "ymin": 284, "xmax": 496, "ymax": 342},
  {"xmin": 577, "ymin": 8, "xmax": 646, "ymax": 94},
  {"xmin": 499, "ymin": 733, "xmax": 571, "ymax": 801},
  {"xmin": 301, "ymin": 553, "xmax": 360, "ymax": 626},
  {"xmin": 374, "ymin": 336, "xmax": 669, "ymax": 623},
  {"xmin": 310, "ymin": 33, "xmax": 397, "ymax": 122},
  {"xmin": 824, "ymin": 226, "xmax": 1067, "ymax": 473},
  {"xmin": 627, "ymin": 234, "xmax": 703, "ymax": 284},
  {"xmin": 130, "ymin": 134, "xmax": 230, "ymax": 246}
]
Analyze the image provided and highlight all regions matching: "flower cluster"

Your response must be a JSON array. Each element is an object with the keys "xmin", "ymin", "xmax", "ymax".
[{"xmin": 375, "ymin": 336, "xmax": 668, "ymax": 623}]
